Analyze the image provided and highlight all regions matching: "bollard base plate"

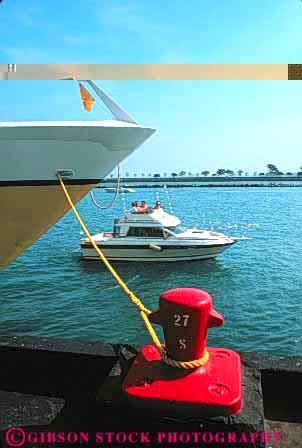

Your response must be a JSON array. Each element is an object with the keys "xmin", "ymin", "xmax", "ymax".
[{"xmin": 123, "ymin": 345, "xmax": 242, "ymax": 416}]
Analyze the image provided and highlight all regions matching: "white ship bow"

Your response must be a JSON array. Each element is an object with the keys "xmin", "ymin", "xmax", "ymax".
[{"xmin": 0, "ymin": 81, "xmax": 155, "ymax": 269}]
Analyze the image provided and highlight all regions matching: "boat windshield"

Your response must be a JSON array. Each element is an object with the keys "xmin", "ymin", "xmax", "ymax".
[{"xmin": 164, "ymin": 225, "xmax": 187, "ymax": 237}]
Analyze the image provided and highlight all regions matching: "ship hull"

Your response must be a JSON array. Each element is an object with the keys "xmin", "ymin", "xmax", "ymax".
[
  {"xmin": 1, "ymin": 183, "xmax": 94, "ymax": 269},
  {"xmin": 0, "ymin": 121, "xmax": 155, "ymax": 269},
  {"xmin": 0, "ymin": 121, "xmax": 154, "ymax": 182}
]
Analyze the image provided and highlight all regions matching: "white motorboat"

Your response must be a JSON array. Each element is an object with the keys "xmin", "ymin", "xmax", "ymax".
[
  {"xmin": 104, "ymin": 187, "xmax": 135, "ymax": 193},
  {"xmin": 80, "ymin": 206, "xmax": 237, "ymax": 262},
  {"xmin": 0, "ymin": 80, "xmax": 155, "ymax": 270}
]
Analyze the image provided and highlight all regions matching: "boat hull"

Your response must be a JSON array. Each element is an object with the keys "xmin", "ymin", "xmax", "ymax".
[{"xmin": 81, "ymin": 241, "xmax": 235, "ymax": 262}]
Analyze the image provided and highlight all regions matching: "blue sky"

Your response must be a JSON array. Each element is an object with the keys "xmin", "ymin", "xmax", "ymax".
[{"xmin": 1, "ymin": 1, "xmax": 302, "ymax": 174}]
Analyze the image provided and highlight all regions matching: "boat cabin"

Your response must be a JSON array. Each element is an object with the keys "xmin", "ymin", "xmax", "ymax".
[{"xmin": 113, "ymin": 209, "xmax": 181, "ymax": 238}]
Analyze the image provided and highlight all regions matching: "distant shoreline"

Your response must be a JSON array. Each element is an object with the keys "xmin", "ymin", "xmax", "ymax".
[
  {"xmin": 102, "ymin": 175, "xmax": 302, "ymax": 184},
  {"xmin": 97, "ymin": 183, "xmax": 302, "ymax": 189}
]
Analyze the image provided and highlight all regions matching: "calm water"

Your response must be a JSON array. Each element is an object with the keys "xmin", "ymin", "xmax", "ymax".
[{"xmin": 1, "ymin": 187, "xmax": 302, "ymax": 356}]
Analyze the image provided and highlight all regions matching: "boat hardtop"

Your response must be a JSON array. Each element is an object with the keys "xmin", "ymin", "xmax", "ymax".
[{"xmin": 119, "ymin": 208, "xmax": 181, "ymax": 228}]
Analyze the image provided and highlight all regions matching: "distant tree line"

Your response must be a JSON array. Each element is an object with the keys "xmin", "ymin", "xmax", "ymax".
[{"xmin": 112, "ymin": 164, "xmax": 302, "ymax": 178}]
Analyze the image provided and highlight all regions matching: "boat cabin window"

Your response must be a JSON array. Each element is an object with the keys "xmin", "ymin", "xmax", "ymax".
[{"xmin": 127, "ymin": 227, "xmax": 164, "ymax": 237}]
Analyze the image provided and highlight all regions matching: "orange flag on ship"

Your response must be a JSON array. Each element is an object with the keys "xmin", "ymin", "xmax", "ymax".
[{"xmin": 79, "ymin": 82, "xmax": 95, "ymax": 112}]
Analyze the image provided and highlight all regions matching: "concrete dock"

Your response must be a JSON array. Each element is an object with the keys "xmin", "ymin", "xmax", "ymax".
[{"xmin": 0, "ymin": 336, "xmax": 301, "ymax": 447}]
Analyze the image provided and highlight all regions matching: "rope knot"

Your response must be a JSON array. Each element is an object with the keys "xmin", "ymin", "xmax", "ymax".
[{"xmin": 161, "ymin": 349, "xmax": 210, "ymax": 370}]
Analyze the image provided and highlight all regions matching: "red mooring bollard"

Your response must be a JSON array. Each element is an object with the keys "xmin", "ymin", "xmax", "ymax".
[{"xmin": 123, "ymin": 288, "xmax": 242, "ymax": 416}]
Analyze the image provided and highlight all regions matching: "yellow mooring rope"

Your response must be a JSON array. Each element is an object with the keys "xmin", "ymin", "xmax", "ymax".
[{"xmin": 57, "ymin": 174, "xmax": 209, "ymax": 369}]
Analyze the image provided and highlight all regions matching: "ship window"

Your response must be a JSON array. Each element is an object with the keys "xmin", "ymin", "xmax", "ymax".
[{"xmin": 127, "ymin": 227, "xmax": 164, "ymax": 237}]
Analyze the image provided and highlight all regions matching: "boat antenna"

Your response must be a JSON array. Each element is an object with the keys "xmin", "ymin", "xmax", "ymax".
[
  {"xmin": 83, "ymin": 80, "xmax": 138, "ymax": 124},
  {"xmin": 90, "ymin": 165, "xmax": 121, "ymax": 209},
  {"xmin": 163, "ymin": 185, "xmax": 174, "ymax": 215},
  {"xmin": 121, "ymin": 189, "xmax": 127, "ymax": 213}
]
